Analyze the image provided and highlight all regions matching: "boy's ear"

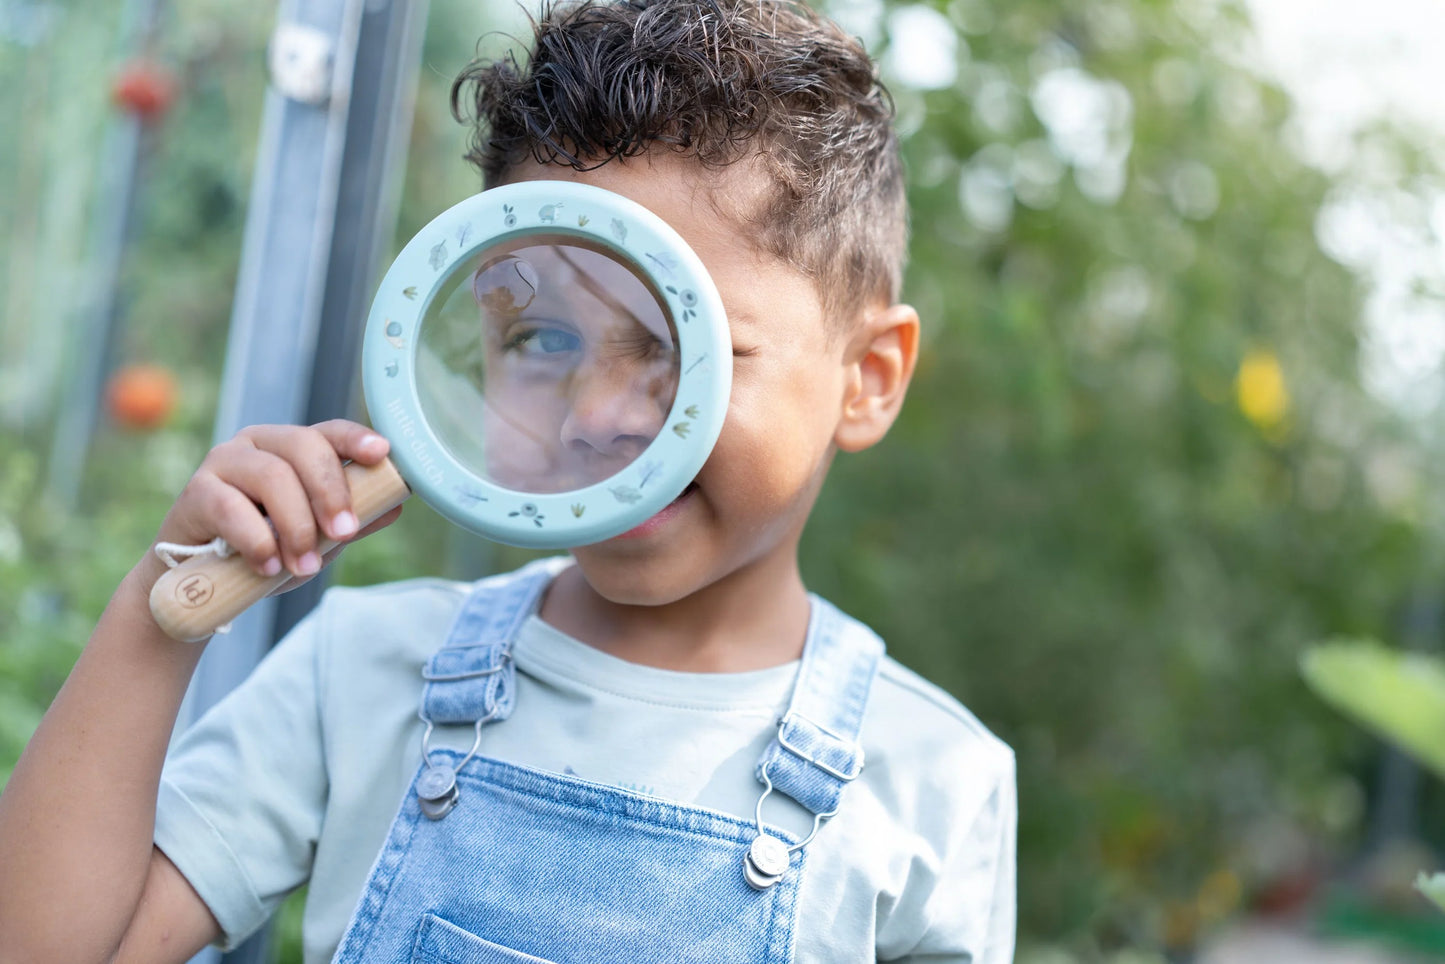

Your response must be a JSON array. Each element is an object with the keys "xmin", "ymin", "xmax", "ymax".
[{"xmin": 835, "ymin": 303, "xmax": 920, "ymax": 453}]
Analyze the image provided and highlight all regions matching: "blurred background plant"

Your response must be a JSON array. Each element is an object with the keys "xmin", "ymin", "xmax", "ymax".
[
  {"xmin": 1303, "ymin": 641, "xmax": 1445, "ymax": 910},
  {"xmin": 3, "ymin": 0, "xmax": 1444, "ymax": 961}
]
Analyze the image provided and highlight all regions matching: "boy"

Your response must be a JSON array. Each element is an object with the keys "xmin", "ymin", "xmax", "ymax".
[{"xmin": 0, "ymin": 0, "xmax": 1016, "ymax": 961}]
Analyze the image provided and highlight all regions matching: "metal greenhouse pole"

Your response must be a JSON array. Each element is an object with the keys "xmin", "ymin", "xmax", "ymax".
[
  {"xmin": 178, "ymin": 0, "xmax": 428, "ymax": 959},
  {"xmin": 43, "ymin": 0, "xmax": 166, "ymax": 507}
]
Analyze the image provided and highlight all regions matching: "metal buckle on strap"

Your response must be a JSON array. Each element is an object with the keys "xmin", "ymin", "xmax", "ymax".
[
  {"xmin": 775, "ymin": 710, "xmax": 865, "ymax": 782},
  {"xmin": 421, "ymin": 648, "xmax": 512, "ymax": 682}
]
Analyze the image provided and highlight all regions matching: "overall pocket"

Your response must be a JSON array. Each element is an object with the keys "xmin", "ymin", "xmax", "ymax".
[{"xmin": 411, "ymin": 913, "xmax": 561, "ymax": 964}]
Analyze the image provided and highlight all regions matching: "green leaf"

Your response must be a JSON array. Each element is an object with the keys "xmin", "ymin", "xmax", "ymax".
[
  {"xmin": 1417, "ymin": 873, "xmax": 1445, "ymax": 913},
  {"xmin": 1301, "ymin": 640, "xmax": 1445, "ymax": 780}
]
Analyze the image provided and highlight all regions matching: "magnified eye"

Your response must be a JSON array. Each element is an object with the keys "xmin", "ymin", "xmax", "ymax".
[
  {"xmin": 504, "ymin": 326, "xmax": 582, "ymax": 357},
  {"xmin": 607, "ymin": 329, "xmax": 671, "ymax": 362}
]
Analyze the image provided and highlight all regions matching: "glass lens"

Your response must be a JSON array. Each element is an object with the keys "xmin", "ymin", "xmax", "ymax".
[{"xmin": 415, "ymin": 236, "xmax": 680, "ymax": 494}]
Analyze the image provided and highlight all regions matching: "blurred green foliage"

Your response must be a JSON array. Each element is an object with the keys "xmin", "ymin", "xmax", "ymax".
[
  {"xmin": 806, "ymin": 0, "xmax": 1442, "ymax": 954},
  {"xmin": 1304, "ymin": 640, "xmax": 1445, "ymax": 918},
  {"xmin": 1420, "ymin": 874, "xmax": 1445, "ymax": 915},
  {"xmin": 1304, "ymin": 640, "xmax": 1445, "ymax": 783},
  {"xmin": 3, "ymin": 0, "xmax": 1444, "ymax": 960}
]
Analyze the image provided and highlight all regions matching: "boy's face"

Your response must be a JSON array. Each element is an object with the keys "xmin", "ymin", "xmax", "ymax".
[{"xmin": 506, "ymin": 152, "xmax": 857, "ymax": 606}]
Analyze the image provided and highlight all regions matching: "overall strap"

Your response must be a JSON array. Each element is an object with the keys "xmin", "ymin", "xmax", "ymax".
[
  {"xmin": 754, "ymin": 596, "xmax": 884, "ymax": 818},
  {"xmin": 420, "ymin": 558, "xmax": 558, "ymax": 726}
]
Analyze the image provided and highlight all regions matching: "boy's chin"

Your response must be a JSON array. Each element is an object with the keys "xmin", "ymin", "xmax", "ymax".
[{"xmin": 567, "ymin": 548, "xmax": 713, "ymax": 608}]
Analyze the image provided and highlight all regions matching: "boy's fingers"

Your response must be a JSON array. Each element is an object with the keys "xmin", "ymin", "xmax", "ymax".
[
  {"xmin": 312, "ymin": 419, "xmax": 390, "ymax": 465},
  {"xmin": 205, "ymin": 445, "xmax": 320, "ymax": 577},
  {"xmin": 240, "ymin": 424, "xmax": 360, "ymax": 545},
  {"xmin": 185, "ymin": 471, "xmax": 282, "ymax": 576},
  {"xmin": 264, "ymin": 504, "xmax": 402, "ymax": 598},
  {"xmin": 160, "ymin": 422, "xmax": 394, "ymax": 583},
  {"xmin": 240, "ymin": 422, "xmax": 391, "ymax": 542}
]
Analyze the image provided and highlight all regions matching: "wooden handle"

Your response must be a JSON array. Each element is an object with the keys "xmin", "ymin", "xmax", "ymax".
[{"xmin": 149, "ymin": 458, "xmax": 411, "ymax": 642}]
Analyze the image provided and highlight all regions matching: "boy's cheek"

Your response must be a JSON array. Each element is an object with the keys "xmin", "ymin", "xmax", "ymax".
[{"xmin": 707, "ymin": 419, "xmax": 832, "ymax": 502}]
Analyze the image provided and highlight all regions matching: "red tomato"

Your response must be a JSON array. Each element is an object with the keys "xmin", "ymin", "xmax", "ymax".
[
  {"xmin": 111, "ymin": 61, "xmax": 176, "ymax": 121},
  {"xmin": 106, "ymin": 364, "xmax": 179, "ymax": 430}
]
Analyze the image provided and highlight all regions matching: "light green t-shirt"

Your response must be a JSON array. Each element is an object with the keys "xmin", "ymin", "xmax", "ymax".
[{"xmin": 156, "ymin": 567, "xmax": 1015, "ymax": 963}]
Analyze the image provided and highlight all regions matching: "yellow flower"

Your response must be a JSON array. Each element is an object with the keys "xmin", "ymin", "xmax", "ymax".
[{"xmin": 1236, "ymin": 349, "xmax": 1288, "ymax": 429}]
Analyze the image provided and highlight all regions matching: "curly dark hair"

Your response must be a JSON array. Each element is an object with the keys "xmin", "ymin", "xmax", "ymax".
[{"xmin": 450, "ymin": 0, "xmax": 907, "ymax": 318}]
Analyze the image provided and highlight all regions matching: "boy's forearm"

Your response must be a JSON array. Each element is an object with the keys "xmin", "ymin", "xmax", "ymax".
[{"xmin": 0, "ymin": 554, "xmax": 207, "ymax": 962}]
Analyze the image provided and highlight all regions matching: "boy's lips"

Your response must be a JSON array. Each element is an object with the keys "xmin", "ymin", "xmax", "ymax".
[{"xmin": 614, "ymin": 481, "xmax": 698, "ymax": 539}]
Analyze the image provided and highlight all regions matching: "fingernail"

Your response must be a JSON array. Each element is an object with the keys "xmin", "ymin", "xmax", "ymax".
[
  {"xmin": 261, "ymin": 557, "xmax": 282, "ymax": 577},
  {"xmin": 332, "ymin": 511, "xmax": 359, "ymax": 538},
  {"xmin": 297, "ymin": 552, "xmax": 321, "ymax": 576},
  {"xmin": 361, "ymin": 433, "xmax": 386, "ymax": 451}
]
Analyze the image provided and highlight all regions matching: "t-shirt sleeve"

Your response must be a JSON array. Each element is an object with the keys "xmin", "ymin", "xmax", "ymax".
[
  {"xmin": 951, "ymin": 751, "xmax": 1016, "ymax": 964},
  {"xmin": 154, "ymin": 607, "xmax": 330, "ymax": 950},
  {"xmin": 881, "ymin": 744, "xmax": 1018, "ymax": 963}
]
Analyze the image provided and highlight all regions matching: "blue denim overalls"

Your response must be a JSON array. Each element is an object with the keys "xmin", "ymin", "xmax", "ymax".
[{"xmin": 332, "ymin": 561, "xmax": 883, "ymax": 963}]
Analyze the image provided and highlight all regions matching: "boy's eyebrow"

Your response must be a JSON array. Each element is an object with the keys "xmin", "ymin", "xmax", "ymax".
[
  {"xmin": 726, "ymin": 306, "xmax": 763, "ymax": 329},
  {"xmin": 551, "ymin": 249, "xmax": 672, "ymax": 344},
  {"xmin": 554, "ymin": 248, "xmax": 631, "ymax": 320}
]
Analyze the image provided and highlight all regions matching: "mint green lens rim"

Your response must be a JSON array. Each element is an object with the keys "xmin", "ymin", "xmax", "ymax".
[{"xmin": 362, "ymin": 180, "xmax": 731, "ymax": 549}]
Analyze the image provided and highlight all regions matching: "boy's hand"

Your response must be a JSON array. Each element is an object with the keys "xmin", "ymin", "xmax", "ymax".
[
  {"xmin": 1, "ymin": 422, "xmax": 402, "ymax": 963},
  {"xmin": 152, "ymin": 420, "xmax": 402, "ymax": 589}
]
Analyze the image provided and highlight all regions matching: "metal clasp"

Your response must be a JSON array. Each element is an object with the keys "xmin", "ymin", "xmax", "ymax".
[
  {"xmin": 775, "ymin": 710, "xmax": 866, "ymax": 781},
  {"xmin": 414, "ymin": 696, "xmax": 504, "ymax": 820},
  {"xmin": 420, "ymin": 649, "xmax": 511, "ymax": 682}
]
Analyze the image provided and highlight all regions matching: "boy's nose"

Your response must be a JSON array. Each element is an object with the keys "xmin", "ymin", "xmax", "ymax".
[{"xmin": 559, "ymin": 359, "xmax": 671, "ymax": 460}]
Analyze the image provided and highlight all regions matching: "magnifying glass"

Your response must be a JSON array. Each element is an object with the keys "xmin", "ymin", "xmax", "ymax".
[{"xmin": 150, "ymin": 181, "xmax": 731, "ymax": 641}]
